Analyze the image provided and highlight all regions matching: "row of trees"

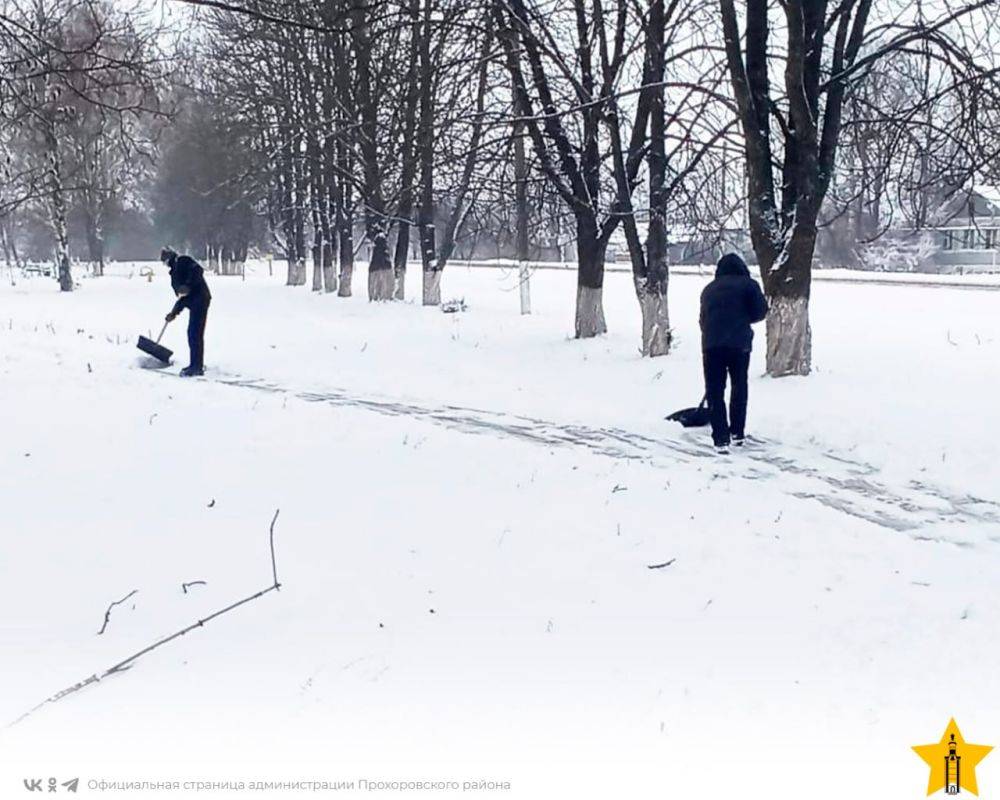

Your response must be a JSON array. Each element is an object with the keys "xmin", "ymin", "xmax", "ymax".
[
  {"xmin": 179, "ymin": 0, "xmax": 1000, "ymax": 374},
  {"xmin": 5, "ymin": 0, "xmax": 1000, "ymax": 377},
  {"xmin": 179, "ymin": 0, "xmax": 734, "ymax": 356},
  {"xmin": 0, "ymin": 0, "xmax": 168, "ymax": 287}
]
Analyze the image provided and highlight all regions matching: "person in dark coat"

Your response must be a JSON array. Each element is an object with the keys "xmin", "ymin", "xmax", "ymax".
[
  {"xmin": 161, "ymin": 247, "xmax": 212, "ymax": 377},
  {"xmin": 699, "ymin": 252, "xmax": 768, "ymax": 452}
]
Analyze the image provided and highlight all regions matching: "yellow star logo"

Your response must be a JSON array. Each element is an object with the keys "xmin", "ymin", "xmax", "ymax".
[{"xmin": 913, "ymin": 719, "xmax": 993, "ymax": 796}]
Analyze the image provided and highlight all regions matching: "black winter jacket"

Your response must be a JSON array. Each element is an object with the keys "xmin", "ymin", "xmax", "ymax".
[
  {"xmin": 699, "ymin": 253, "xmax": 768, "ymax": 352},
  {"xmin": 169, "ymin": 255, "xmax": 211, "ymax": 316}
]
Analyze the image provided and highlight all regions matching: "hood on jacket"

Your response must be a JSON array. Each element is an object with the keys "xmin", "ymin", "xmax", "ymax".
[
  {"xmin": 160, "ymin": 246, "xmax": 178, "ymax": 267},
  {"xmin": 716, "ymin": 252, "xmax": 750, "ymax": 278}
]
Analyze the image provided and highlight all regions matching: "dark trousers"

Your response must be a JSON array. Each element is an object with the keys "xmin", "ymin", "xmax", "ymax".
[
  {"xmin": 703, "ymin": 346, "xmax": 750, "ymax": 446},
  {"xmin": 187, "ymin": 298, "xmax": 210, "ymax": 370}
]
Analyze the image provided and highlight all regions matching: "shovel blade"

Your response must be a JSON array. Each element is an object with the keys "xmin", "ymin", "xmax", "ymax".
[{"xmin": 137, "ymin": 335, "xmax": 173, "ymax": 364}]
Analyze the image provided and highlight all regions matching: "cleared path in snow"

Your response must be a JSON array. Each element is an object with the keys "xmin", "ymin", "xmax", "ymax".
[{"xmin": 167, "ymin": 370, "xmax": 1000, "ymax": 539}]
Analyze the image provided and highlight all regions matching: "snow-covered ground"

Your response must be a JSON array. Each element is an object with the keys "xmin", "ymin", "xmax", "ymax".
[{"xmin": 2, "ymin": 260, "xmax": 999, "ymax": 798}]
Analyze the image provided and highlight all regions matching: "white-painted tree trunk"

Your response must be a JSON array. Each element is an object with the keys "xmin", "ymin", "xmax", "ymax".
[
  {"xmin": 311, "ymin": 255, "xmax": 323, "ymax": 291},
  {"xmin": 338, "ymin": 266, "xmax": 353, "ymax": 297},
  {"xmin": 575, "ymin": 285, "xmax": 607, "ymax": 338},
  {"xmin": 322, "ymin": 259, "xmax": 337, "ymax": 294},
  {"xmin": 635, "ymin": 279, "xmax": 670, "ymax": 356},
  {"xmin": 368, "ymin": 267, "xmax": 395, "ymax": 300},
  {"xmin": 518, "ymin": 261, "xmax": 531, "ymax": 315},
  {"xmin": 765, "ymin": 295, "xmax": 811, "ymax": 376},
  {"xmin": 422, "ymin": 269, "xmax": 441, "ymax": 306}
]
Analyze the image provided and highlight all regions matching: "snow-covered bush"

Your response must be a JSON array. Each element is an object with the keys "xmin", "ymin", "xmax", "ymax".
[{"xmin": 855, "ymin": 231, "xmax": 937, "ymax": 272}]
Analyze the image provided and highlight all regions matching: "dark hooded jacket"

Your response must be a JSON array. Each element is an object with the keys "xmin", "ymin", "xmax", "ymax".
[
  {"xmin": 168, "ymin": 254, "xmax": 211, "ymax": 316},
  {"xmin": 699, "ymin": 253, "xmax": 768, "ymax": 352}
]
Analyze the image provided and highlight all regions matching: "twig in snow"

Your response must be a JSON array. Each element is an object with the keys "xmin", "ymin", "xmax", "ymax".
[
  {"xmin": 612, "ymin": 484, "xmax": 628, "ymax": 493},
  {"xmin": 12, "ymin": 510, "xmax": 285, "ymax": 727},
  {"xmin": 97, "ymin": 590, "xmax": 138, "ymax": 635},
  {"xmin": 269, "ymin": 509, "xmax": 281, "ymax": 589},
  {"xmin": 182, "ymin": 580, "xmax": 207, "ymax": 594},
  {"xmin": 647, "ymin": 559, "xmax": 676, "ymax": 570}
]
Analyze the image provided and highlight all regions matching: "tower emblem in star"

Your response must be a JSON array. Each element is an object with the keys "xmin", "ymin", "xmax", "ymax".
[{"xmin": 913, "ymin": 719, "xmax": 992, "ymax": 796}]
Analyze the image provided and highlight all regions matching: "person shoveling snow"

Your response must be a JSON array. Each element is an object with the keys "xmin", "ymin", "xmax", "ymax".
[{"xmin": 161, "ymin": 247, "xmax": 212, "ymax": 377}]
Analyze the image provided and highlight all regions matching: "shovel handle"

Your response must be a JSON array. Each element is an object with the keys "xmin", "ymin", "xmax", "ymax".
[{"xmin": 155, "ymin": 320, "xmax": 170, "ymax": 344}]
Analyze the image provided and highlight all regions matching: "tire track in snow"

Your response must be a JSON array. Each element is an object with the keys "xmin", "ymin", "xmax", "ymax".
[{"xmin": 176, "ymin": 372, "xmax": 1000, "ymax": 537}]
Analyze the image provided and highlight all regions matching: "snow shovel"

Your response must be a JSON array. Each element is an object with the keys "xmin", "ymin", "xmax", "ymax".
[
  {"xmin": 665, "ymin": 396, "xmax": 710, "ymax": 427},
  {"xmin": 136, "ymin": 320, "xmax": 173, "ymax": 364}
]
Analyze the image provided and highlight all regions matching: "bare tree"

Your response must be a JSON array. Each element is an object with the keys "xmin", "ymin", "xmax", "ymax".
[
  {"xmin": 719, "ymin": 0, "xmax": 1000, "ymax": 376},
  {"xmin": 0, "ymin": 0, "xmax": 166, "ymax": 288}
]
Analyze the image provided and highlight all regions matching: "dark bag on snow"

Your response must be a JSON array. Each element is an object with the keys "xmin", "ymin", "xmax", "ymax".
[{"xmin": 665, "ymin": 397, "xmax": 710, "ymax": 428}]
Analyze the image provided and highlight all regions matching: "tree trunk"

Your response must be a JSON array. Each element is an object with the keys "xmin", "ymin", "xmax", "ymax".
[
  {"xmin": 416, "ymin": 0, "xmax": 437, "ymax": 306},
  {"xmin": 337, "ymin": 205, "xmax": 353, "ymax": 298},
  {"xmin": 284, "ymin": 244, "xmax": 304, "ymax": 284},
  {"xmin": 0, "ymin": 216, "xmax": 13, "ymax": 272},
  {"xmin": 322, "ymin": 238, "xmax": 337, "ymax": 293},
  {"xmin": 765, "ymin": 295, "xmax": 811, "ymax": 377},
  {"xmin": 391, "ymin": 0, "xmax": 422, "ymax": 302},
  {"xmin": 637, "ymin": 0, "xmax": 670, "ymax": 357},
  {"xmin": 310, "ymin": 168, "xmax": 324, "ymax": 290},
  {"xmin": 331, "ymin": 11, "xmax": 354, "ymax": 299},
  {"xmin": 637, "ymin": 195, "xmax": 670, "ymax": 357},
  {"xmin": 352, "ymin": 0, "xmax": 392, "ymax": 302},
  {"xmin": 634, "ymin": 278, "xmax": 670, "ymax": 357},
  {"xmin": 311, "ymin": 236, "xmax": 324, "ymax": 291},
  {"xmin": 422, "ymin": 268, "xmax": 441, "ymax": 305},
  {"xmin": 3, "ymin": 217, "xmax": 21, "ymax": 270},
  {"xmin": 291, "ymin": 200, "xmax": 307, "ymax": 286},
  {"xmin": 393, "ymin": 219, "xmax": 410, "ymax": 300},
  {"xmin": 575, "ymin": 284, "xmax": 606, "ymax": 338},
  {"xmin": 574, "ymin": 215, "xmax": 606, "ymax": 337},
  {"xmin": 43, "ymin": 121, "xmax": 72, "ymax": 291},
  {"xmin": 762, "ymin": 226, "xmax": 814, "ymax": 377},
  {"xmin": 318, "ymin": 10, "xmax": 340, "ymax": 295},
  {"xmin": 84, "ymin": 213, "xmax": 105, "ymax": 277},
  {"xmin": 514, "ymin": 119, "xmax": 531, "ymax": 315},
  {"xmin": 234, "ymin": 241, "xmax": 248, "ymax": 281},
  {"xmin": 368, "ymin": 231, "xmax": 394, "ymax": 300}
]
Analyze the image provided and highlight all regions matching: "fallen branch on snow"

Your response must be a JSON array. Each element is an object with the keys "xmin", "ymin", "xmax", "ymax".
[
  {"xmin": 10, "ymin": 509, "xmax": 283, "ymax": 727},
  {"xmin": 97, "ymin": 589, "xmax": 138, "ymax": 635}
]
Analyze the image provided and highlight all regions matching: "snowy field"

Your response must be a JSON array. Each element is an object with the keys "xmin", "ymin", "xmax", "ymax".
[{"xmin": 2, "ymin": 260, "xmax": 1000, "ymax": 798}]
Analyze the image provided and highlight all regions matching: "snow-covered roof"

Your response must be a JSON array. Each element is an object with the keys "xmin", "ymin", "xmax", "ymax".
[
  {"xmin": 929, "ymin": 186, "xmax": 1000, "ymax": 227},
  {"xmin": 972, "ymin": 185, "xmax": 1000, "ymax": 210}
]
